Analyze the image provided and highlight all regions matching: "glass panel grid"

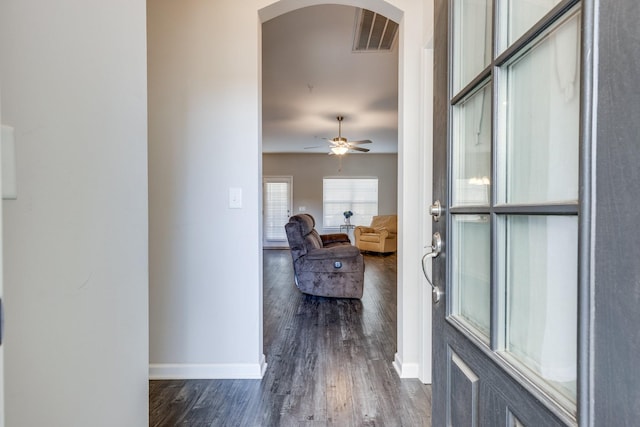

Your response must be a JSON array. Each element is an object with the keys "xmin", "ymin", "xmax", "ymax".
[
  {"xmin": 452, "ymin": 0, "xmax": 493, "ymax": 93},
  {"xmin": 501, "ymin": 214, "xmax": 578, "ymax": 403},
  {"xmin": 498, "ymin": 11, "xmax": 581, "ymax": 205},
  {"xmin": 452, "ymin": 84, "xmax": 492, "ymax": 207},
  {"xmin": 451, "ymin": 214, "xmax": 491, "ymax": 341},
  {"xmin": 498, "ymin": 0, "xmax": 563, "ymax": 53},
  {"xmin": 449, "ymin": 1, "xmax": 582, "ymax": 418}
]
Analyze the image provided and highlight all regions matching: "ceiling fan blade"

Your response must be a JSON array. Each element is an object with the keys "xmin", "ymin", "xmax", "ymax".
[
  {"xmin": 350, "ymin": 146, "xmax": 370, "ymax": 153},
  {"xmin": 304, "ymin": 145, "xmax": 325, "ymax": 149},
  {"xmin": 322, "ymin": 117, "xmax": 372, "ymax": 154}
]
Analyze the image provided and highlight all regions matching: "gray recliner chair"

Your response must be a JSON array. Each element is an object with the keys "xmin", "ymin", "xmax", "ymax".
[{"xmin": 285, "ymin": 214, "xmax": 364, "ymax": 299}]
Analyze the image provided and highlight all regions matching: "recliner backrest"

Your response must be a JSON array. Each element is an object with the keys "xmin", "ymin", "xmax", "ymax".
[{"xmin": 285, "ymin": 214, "xmax": 323, "ymax": 260}]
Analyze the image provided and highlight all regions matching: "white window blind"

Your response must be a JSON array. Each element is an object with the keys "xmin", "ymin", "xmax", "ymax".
[
  {"xmin": 323, "ymin": 178, "xmax": 378, "ymax": 228},
  {"xmin": 264, "ymin": 181, "xmax": 289, "ymax": 241}
]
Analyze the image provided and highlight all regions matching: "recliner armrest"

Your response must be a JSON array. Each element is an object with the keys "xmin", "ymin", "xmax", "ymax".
[
  {"xmin": 321, "ymin": 233, "xmax": 351, "ymax": 246},
  {"xmin": 354, "ymin": 226, "xmax": 374, "ymax": 236},
  {"xmin": 305, "ymin": 244, "xmax": 361, "ymax": 260},
  {"xmin": 374, "ymin": 227, "xmax": 390, "ymax": 238}
]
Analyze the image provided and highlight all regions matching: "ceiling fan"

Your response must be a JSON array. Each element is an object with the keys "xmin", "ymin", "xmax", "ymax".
[{"xmin": 309, "ymin": 116, "xmax": 372, "ymax": 155}]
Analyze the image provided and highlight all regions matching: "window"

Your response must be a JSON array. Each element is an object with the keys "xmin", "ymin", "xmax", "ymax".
[{"xmin": 323, "ymin": 178, "xmax": 378, "ymax": 228}]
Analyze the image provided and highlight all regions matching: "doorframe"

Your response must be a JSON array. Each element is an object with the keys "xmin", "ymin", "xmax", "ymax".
[
  {"xmin": 420, "ymin": 45, "xmax": 435, "ymax": 384},
  {"xmin": 0, "ymin": 93, "xmax": 5, "ymax": 427},
  {"xmin": 258, "ymin": 0, "xmax": 433, "ymax": 383}
]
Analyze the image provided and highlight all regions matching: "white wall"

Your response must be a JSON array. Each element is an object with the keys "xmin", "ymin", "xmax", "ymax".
[
  {"xmin": 148, "ymin": 0, "xmax": 430, "ymax": 382},
  {"xmin": 0, "ymin": 1, "xmax": 149, "ymax": 426},
  {"xmin": 148, "ymin": 0, "xmax": 265, "ymax": 378}
]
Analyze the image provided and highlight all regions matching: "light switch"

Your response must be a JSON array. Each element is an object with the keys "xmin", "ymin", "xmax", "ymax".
[
  {"xmin": 1, "ymin": 125, "xmax": 17, "ymax": 200},
  {"xmin": 229, "ymin": 187, "xmax": 242, "ymax": 209}
]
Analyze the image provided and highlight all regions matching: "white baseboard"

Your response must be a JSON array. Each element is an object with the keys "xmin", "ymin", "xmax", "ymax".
[
  {"xmin": 149, "ymin": 354, "xmax": 267, "ymax": 380},
  {"xmin": 393, "ymin": 352, "xmax": 420, "ymax": 378}
]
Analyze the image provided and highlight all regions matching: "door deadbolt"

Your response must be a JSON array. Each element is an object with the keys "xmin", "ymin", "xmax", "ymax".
[{"xmin": 429, "ymin": 200, "xmax": 443, "ymax": 222}]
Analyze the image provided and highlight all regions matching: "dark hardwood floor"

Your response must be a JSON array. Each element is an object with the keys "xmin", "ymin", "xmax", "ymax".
[{"xmin": 150, "ymin": 250, "xmax": 432, "ymax": 426}]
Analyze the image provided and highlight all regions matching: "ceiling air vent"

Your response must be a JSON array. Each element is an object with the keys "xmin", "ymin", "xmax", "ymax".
[{"xmin": 353, "ymin": 9, "xmax": 399, "ymax": 52}]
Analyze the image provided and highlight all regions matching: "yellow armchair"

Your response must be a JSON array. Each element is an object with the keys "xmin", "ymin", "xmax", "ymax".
[{"xmin": 354, "ymin": 215, "xmax": 397, "ymax": 253}]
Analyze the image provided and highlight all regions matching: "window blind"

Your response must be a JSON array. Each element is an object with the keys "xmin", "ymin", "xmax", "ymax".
[
  {"xmin": 264, "ymin": 182, "xmax": 289, "ymax": 241},
  {"xmin": 323, "ymin": 178, "xmax": 378, "ymax": 228}
]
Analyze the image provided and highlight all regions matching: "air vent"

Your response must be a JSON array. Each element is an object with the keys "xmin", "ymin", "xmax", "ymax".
[{"xmin": 353, "ymin": 9, "xmax": 399, "ymax": 52}]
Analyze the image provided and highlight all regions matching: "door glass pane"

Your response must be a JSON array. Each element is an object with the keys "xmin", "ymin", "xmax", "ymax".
[
  {"xmin": 453, "ymin": 0, "xmax": 492, "ymax": 93},
  {"xmin": 451, "ymin": 215, "xmax": 491, "ymax": 339},
  {"xmin": 452, "ymin": 84, "xmax": 492, "ymax": 206},
  {"xmin": 498, "ymin": 0, "xmax": 562, "ymax": 53},
  {"xmin": 503, "ymin": 215, "xmax": 577, "ymax": 403},
  {"xmin": 499, "ymin": 12, "xmax": 580, "ymax": 204}
]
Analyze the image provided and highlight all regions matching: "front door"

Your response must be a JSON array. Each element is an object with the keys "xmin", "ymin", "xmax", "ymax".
[{"xmin": 431, "ymin": 1, "xmax": 586, "ymax": 425}]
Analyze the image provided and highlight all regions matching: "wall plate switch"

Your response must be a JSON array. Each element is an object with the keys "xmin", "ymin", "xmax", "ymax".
[{"xmin": 229, "ymin": 187, "xmax": 242, "ymax": 209}]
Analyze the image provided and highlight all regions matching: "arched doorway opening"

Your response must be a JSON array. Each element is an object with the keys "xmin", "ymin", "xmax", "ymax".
[{"xmin": 258, "ymin": 0, "xmax": 432, "ymax": 383}]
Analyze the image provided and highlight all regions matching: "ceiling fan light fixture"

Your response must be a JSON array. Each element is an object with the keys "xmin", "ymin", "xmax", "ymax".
[{"xmin": 319, "ymin": 115, "xmax": 372, "ymax": 155}]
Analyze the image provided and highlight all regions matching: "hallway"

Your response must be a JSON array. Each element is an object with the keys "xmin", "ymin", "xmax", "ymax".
[{"xmin": 150, "ymin": 250, "xmax": 432, "ymax": 426}]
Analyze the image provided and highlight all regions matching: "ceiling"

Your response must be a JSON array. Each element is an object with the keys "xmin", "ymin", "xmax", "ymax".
[{"xmin": 261, "ymin": 4, "xmax": 399, "ymax": 154}]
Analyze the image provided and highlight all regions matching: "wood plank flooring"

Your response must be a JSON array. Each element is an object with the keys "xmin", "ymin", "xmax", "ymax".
[{"xmin": 150, "ymin": 250, "xmax": 432, "ymax": 426}]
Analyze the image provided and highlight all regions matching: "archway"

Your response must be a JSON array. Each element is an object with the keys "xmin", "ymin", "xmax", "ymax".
[{"xmin": 258, "ymin": 0, "xmax": 432, "ymax": 383}]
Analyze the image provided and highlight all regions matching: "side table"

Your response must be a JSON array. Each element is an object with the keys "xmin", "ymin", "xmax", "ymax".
[{"xmin": 340, "ymin": 224, "xmax": 356, "ymax": 241}]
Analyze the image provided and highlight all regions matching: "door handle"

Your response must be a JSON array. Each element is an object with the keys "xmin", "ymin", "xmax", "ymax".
[{"xmin": 422, "ymin": 232, "xmax": 444, "ymax": 303}]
